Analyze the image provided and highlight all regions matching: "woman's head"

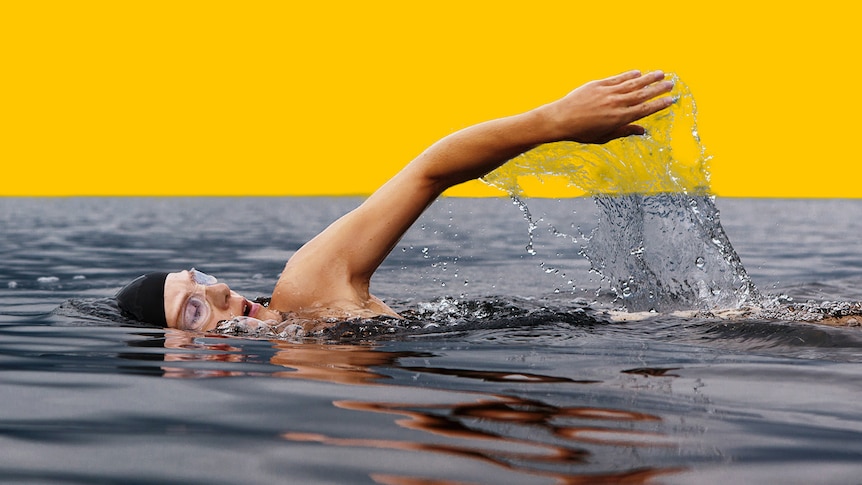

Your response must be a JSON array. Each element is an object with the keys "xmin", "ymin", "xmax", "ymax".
[{"xmin": 116, "ymin": 269, "xmax": 272, "ymax": 331}]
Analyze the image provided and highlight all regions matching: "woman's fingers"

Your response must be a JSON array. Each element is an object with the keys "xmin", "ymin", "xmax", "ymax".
[
  {"xmin": 624, "ymin": 79, "xmax": 675, "ymax": 106},
  {"xmin": 598, "ymin": 70, "xmax": 643, "ymax": 86},
  {"xmin": 615, "ymin": 70, "xmax": 667, "ymax": 92},
  {"xmin": 602, "ymin": 70, "xmax": 675, "ymax": 112},
  {"xmin": 629, "ymin": 95, "xmax": 676, "ymax": 121}
]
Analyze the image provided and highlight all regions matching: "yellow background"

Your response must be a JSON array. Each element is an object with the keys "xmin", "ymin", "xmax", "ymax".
[{"xmin": 2, "ymin": 1, "xmax": 858, "ymax": 197}]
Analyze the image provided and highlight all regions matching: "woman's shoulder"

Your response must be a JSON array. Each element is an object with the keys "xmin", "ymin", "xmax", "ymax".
[{"xmin": 270, "ymin": 261, "xmax": 399, "ymax": 320}]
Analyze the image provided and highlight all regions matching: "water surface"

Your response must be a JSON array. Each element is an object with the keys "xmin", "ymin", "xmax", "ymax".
[{"xmin": 2, "ymin": 197, "xmax": 862, "ymax": 484}]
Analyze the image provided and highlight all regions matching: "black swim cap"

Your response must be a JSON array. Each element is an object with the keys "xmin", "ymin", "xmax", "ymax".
[{"xmin": 115, "ymin": 272, "xmax": 169, "ymax": 327}]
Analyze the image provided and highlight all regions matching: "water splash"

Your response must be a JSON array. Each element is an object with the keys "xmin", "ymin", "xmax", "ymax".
[
  {"xmin": 585, "ymin": 193, "xmax": 759, "ymax": 311},
  {"xmin": 483, "ymin": 74, "xmax": 759, "ymax": 312},
  {"xmin": 483, "ymin": 75, "xmax": 709, "ymax": 196}
]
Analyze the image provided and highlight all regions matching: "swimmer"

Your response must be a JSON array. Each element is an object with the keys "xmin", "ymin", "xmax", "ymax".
[{"xmin": 116, "ymin": 70, "xmax": 675, "ymax": 332}]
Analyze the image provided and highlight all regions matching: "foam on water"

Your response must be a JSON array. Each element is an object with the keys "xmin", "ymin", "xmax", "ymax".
[{"xmin": 211, "ymin": 296, "xmax": 600, "ymax": 342}]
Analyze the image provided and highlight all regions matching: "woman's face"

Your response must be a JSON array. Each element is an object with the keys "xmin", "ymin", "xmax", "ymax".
[{"xmin": 162, "ymin": 269, "xmax": 271, "ymax": 331}]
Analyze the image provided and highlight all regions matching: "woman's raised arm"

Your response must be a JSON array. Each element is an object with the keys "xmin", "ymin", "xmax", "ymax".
[{"xmin": 271, "ymin": 71, "xmax": 674, "ymax": 316}]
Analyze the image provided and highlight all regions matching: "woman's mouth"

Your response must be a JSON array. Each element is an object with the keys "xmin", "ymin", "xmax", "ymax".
[{"xmin": 242, "ymin": 299, "xmax": 259, "ymax": 318}]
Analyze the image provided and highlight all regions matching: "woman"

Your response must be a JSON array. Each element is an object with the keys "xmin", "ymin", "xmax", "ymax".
[{"xmin": 116, "ymin": 70, "xmax": 675, "ymax": 331}]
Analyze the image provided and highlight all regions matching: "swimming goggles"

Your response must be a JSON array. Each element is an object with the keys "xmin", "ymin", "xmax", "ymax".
[{"xmin": 180, "ymin": 268, "xmax": 218, "ymax": 330}]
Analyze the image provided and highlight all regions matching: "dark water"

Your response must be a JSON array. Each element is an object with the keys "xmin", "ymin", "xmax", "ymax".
[{"xmin": 2, "ymin": 197, "xmax": 862, "ymax": 484}]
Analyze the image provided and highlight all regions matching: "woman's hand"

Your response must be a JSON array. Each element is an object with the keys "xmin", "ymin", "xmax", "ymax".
[{"xmin": 537, "ymin": 70, "xmax": 674, "ymax": 145}]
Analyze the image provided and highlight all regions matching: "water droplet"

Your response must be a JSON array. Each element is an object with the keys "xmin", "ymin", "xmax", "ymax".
[{"xmin": 695, "ymin": 256, "xmax": 705, "ymax": 269}]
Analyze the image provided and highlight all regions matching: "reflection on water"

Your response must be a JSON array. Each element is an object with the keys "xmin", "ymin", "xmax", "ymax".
[
  {"xmin": 288, "ymin": 373, "xmax": 679, "ymax": 483},
  {"xmin": 154, "ymin": 331, "xmax": 683, "ymax": 483}
]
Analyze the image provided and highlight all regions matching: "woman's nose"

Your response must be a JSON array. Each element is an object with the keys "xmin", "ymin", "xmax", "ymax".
[{"xmin": 209, "ymin": 283, "xmax": 233, "ymax": 310}]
